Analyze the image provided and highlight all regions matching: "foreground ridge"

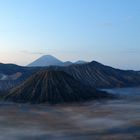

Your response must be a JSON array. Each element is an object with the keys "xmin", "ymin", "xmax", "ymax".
[{"xmin": 5, "ymin": 70, "xmax": 112, "ymax": 104}]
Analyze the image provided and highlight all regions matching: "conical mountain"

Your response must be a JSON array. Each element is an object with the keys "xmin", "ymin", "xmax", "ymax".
[
  {"xmin": 28, "ymin": 55, "xmax": 63, "ymax": 67},
  {"xmin": 5, "ymin": 70, "xmax": 111, "ymax": 104}
]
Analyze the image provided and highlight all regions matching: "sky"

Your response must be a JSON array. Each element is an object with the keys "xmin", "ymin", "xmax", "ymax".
[{"xmin": 0, "ymin": 0, "xmax": 140, "ymax": 70}]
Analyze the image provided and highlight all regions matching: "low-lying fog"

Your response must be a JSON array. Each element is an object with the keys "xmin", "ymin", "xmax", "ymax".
[{"xmin": 0, "ymin": 87, "xmax": 140, "ymax": 140}]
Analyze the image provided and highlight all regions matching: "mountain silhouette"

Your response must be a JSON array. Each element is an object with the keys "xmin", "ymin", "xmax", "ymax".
[
  {"xmin": 28, "ymin": 55, "xmax": 64, "ymax": 67},
  {"xmin": 5, "ymin": 70, "xmax": 111, "ymax": 104},
  {"xmin": 0, "ymin": 63, "xmax": 40, "ymax": 91},
  {"xmin": 49, "ymin": 61, "xmax": 140, "ymax": 88},
  {"xmin": 1, "ymin": 61, "xmax": 140, "ymax": 91},
  {"xmin": 27, "ymin": 55, "xmax": 87, "ymax": 67}
]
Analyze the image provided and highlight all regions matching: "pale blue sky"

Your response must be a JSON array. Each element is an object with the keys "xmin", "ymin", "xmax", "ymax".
[{"xmin": 0, "ymin": 0, "xmax": 140, "ymax": 70}]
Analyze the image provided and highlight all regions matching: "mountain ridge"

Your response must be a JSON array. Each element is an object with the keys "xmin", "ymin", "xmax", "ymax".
[
  {"xmin": 48, "ymin": 61, "xmax": 140, "ymax": 88},
  {"xmin": 0, "ymin": 63, "xmax": 41, "ymax": 91},
  {"xmin": 1, "ymin": 60, "xmax": 140, "ymax": 91},
  {"xmin": 5, "ymin": 70, "xmax": 112, "ymax": 104},
  {"xmin": 27, "ymin": 55, "xmax": 87, "ymax": 67}
]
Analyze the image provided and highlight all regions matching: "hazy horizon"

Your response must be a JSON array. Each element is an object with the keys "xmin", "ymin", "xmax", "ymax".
[{"xmin": 0, "ymin": 0, "xmax": 140, "ymax": 70}]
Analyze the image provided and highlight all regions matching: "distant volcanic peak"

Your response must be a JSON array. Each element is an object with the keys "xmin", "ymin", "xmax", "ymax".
[
  {"xmin": 28, "ymin": 54, "xmax": 91, "ymax": 67},
  {"xmin": 28, "ymin": 55, "xmax": 63, "ymax": 67},
  {"xmin": 42, "ymin": 54, "xmax": 53, "ymax": 57},
  {"xmin": 40, "ymin": 55, "xmax": 61, "ymax": 60},
  {"xmin": 5, "ymin": 70, "xmax": 110, "ymax": 104}
]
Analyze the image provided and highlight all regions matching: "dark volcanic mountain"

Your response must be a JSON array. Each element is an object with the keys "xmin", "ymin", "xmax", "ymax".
[
  {"xmin": 0, "ymin": 63, "xmax": 40, "ymax": 91},
  {"xmin": 49, "ymin": 61, "xmax": 140, "ymax": 88},
  {"xmin": 5, "ymin": 70, "xmax": 111, "ymax": 104},
  {"xmin": 1, "ymin": 61, "xmax": 140, "ymax": 91}
]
